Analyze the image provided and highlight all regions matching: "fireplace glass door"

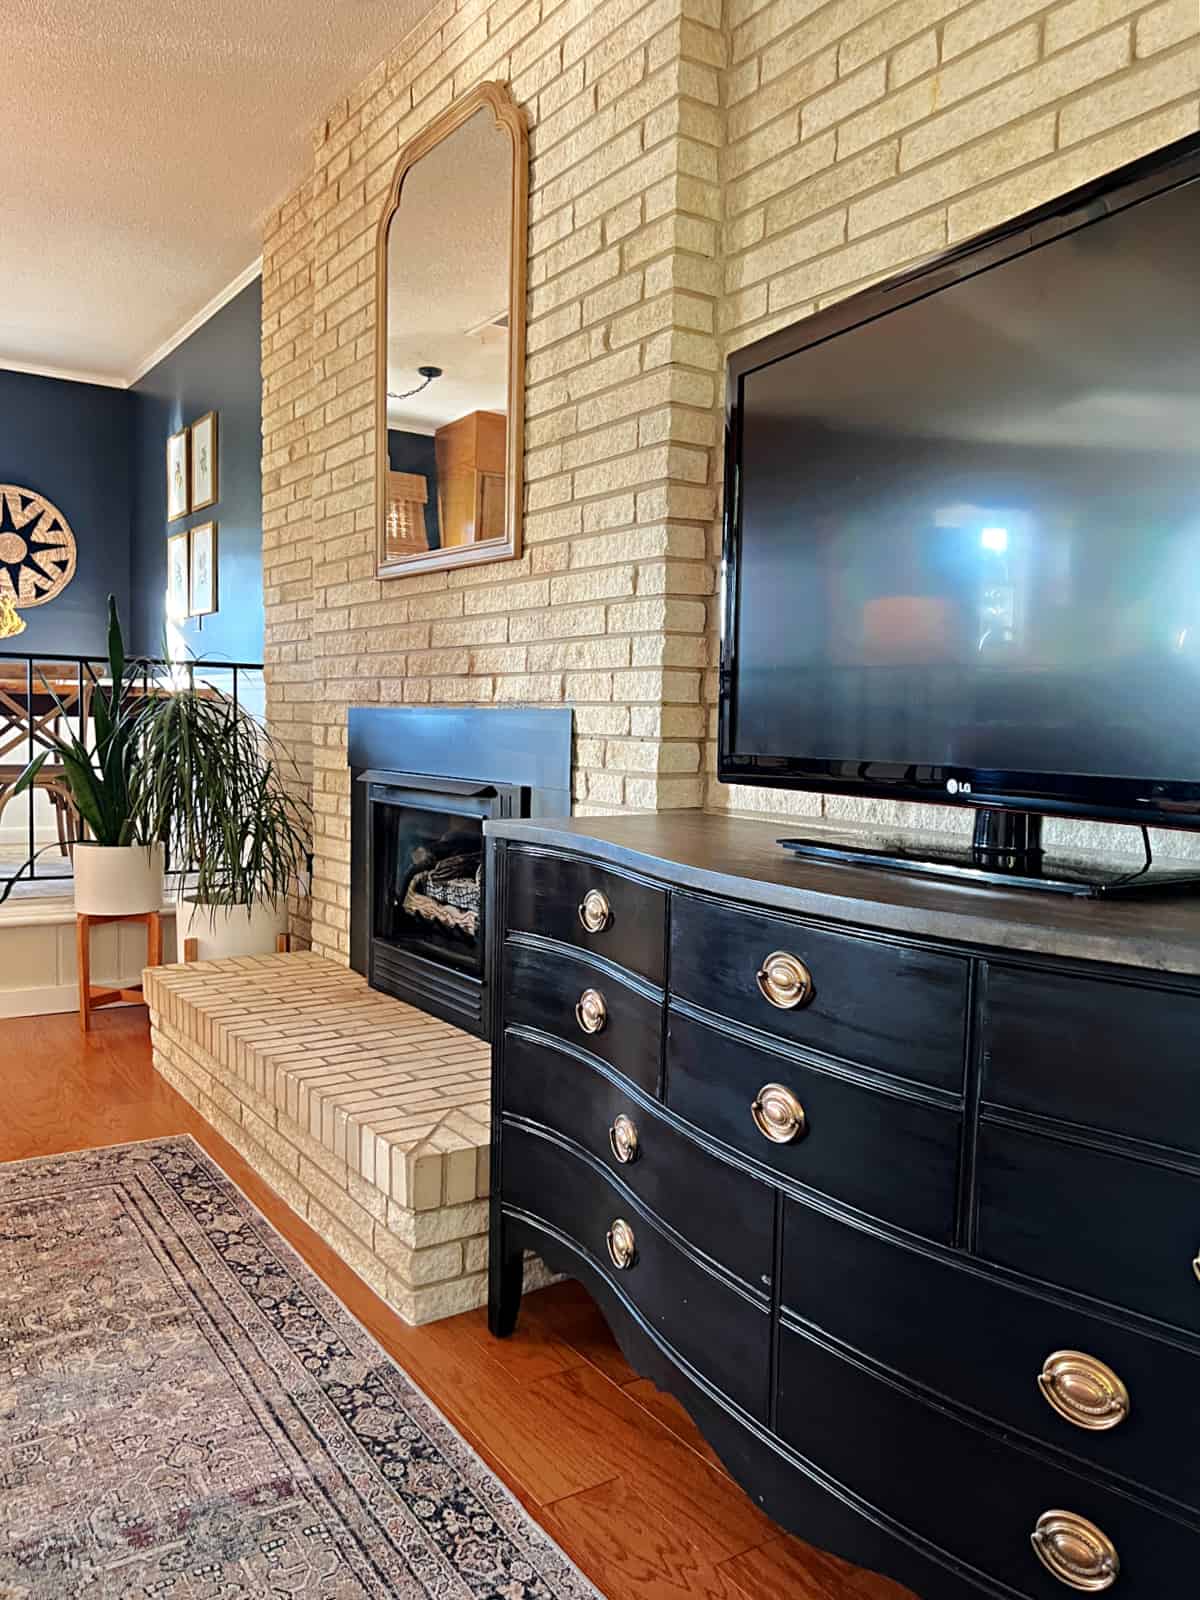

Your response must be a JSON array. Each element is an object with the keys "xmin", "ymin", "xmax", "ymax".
[{"xmin": 372, "ymin": 788, "xmax": 491, "ymax": 979}]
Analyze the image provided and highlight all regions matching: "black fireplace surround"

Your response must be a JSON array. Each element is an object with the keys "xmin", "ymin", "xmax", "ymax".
[{"xmin": 349, "ymin": 706, "xmax": 572, "ymax": 1038}]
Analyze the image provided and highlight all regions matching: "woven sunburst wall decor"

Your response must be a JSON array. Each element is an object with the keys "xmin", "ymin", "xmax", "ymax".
[{"xmin": 0, "ymin": 485, "xmax": 77, "ymax": 608}]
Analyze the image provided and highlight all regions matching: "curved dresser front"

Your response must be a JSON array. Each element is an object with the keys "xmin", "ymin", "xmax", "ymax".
[{"xmin": 486, "ymin": 814, "xmax": 1200, "ymax": 1600}]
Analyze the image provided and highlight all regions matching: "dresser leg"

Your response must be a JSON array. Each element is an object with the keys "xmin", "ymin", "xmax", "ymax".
[{"xmin": 488, "ymin": 1234, "xmax": 524, "ymax": 1339}]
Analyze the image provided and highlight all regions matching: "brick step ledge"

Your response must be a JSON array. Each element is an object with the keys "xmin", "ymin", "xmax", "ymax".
[{"xmin": 146, "ymin": 951, "xmax": 551, "ymax": 1324}]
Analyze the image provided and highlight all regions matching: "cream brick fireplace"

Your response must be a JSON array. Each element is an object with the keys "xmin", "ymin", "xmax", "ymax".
[
  {"xmin": 147, "ymin": 952, "xmax": 554, "ymax": 1324},
  {"xmin": 260, "ymin": 0, "xmax": 1200, "ymax": 957}
]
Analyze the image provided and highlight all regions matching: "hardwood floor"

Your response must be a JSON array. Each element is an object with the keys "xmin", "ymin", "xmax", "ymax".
[{"xmin": 0, "ymin": 1007, "xmax": 913, "ymax": 1600}]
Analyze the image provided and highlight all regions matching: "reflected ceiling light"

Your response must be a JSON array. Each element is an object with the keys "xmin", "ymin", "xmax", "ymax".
[
  {"xmin": 388, "ymin": 365, "xmax": 444, "ymax": 403},
  {"xmin": 980, "ymin": 526, "xmax": 1009, "ymax": 553}
]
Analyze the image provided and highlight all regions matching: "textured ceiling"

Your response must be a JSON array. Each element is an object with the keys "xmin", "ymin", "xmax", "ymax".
[{"xmin": 0, "ymin": 0, "xmax": 436, "ymax": 384}]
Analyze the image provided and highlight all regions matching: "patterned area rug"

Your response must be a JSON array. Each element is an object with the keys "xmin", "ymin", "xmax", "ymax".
[{"xmin": 0, "ymin": 1137, "xmax": 601, "ymax": 1599}]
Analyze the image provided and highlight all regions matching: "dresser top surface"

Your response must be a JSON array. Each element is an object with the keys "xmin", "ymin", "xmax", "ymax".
[{"xmin": 487, "ymin": 811, "xmax": 1200, "ymax": 976}]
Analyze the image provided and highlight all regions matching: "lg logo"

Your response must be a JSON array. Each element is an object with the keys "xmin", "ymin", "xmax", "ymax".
[{"xmin": 946, "ymin": 778, "xmax": 972, "ymax": 795}]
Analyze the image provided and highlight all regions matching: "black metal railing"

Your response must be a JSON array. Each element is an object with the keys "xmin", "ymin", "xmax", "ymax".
[{"xmin": 0, "ymin": 650, "xmax": 265, "ymax": 888}]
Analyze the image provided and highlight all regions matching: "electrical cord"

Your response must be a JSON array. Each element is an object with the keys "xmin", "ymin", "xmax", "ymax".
[{"xmin": 1103, "ymin": 824, "xmax": 1155, "ymax": 892}]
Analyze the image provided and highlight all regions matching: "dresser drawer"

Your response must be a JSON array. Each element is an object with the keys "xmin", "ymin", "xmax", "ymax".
[
  {"xmin": 506, "ymin": 845, "xmax": 666, "ymax": 985},
  {"xmin": 503, "ymin": 939, "xmax": 661, "ymax": 1095},
  {"xmin": 501, "ymin": 1124, "xmax": 770, "ymax": 1420},
  {"xmin": 783, "ymin": 1196, "xmax": 1200, "ymax": 1514},
  {"xmin": 778, "ymin": 1321, "xmax": 1200, "ymax": 1599},
  {"xmin": 667, "ymin": 1007, "xmax": 960, "ymax": 1242},
  {"xmin": 978, "ymin": 1119, "xmax": 1200, "ymax": 1338},
  {"xmin": 670, "ymin": 893, "xmax": 967, "ymax": 1091},
  {"xmin": 502, "ymin": 1029, "xmax": 774, "ymax": 1289},
  {"xmin": 985, "ymin": 965, "xmax": 1200, "ymax": 1159}
]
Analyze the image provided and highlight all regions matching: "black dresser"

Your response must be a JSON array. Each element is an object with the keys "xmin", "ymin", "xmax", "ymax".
[{"xmin": 485, "ymin": 812, "xmax": 1200, "ymax": 1600}]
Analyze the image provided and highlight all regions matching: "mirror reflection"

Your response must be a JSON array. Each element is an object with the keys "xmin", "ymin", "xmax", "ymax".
[{"xmin": 383, "ymin": 107, "xmax": 513, "ymax": 564}]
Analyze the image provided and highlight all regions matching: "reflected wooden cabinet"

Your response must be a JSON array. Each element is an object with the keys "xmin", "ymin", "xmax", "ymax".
[
  {"xmin": 435, "ymin": 411, "xmax": 507, "ymax": 547},
  {"xmin": 479, "ymin": 469, "xmax": 507, "ymax": 542}
]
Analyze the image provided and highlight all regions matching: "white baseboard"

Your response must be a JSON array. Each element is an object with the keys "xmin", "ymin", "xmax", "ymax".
[
  {"xmin": 0, "ymin": 983, "xmax": 79, "ymax": 1017},
  {"xmin": 0, "ymin": 983, "xmax": 145, "ymax": 1018},
  {"xmin": 0, "ymin": 979, "xmax": 149, "ymax": 1017},
  {"xmin": 0, "ymin": 911, "xmax": 175, "ymax": 1018}
]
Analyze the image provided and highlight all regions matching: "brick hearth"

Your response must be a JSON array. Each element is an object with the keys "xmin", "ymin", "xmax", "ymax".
[{"xmin": 145, "ymin": 951, "xmax": 548, "ymax": 1323}]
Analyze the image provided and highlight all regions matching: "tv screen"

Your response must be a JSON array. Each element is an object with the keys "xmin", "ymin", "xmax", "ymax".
[{"xmin": 722, "ymin": 139, "xmax": 1200, "ymax": 828}]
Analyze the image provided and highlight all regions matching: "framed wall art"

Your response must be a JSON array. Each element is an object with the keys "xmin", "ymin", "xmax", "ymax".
[
  {"xmin": 166, "ymin": 428, "xmax": 190, "ymax": 521},
  {"xmin": 189, "ymin": 521, "xmax": 218, "ymax": 616},
  {"xmin": 190, "ymin": 410, "xmax": 218, "ymax": 511},
  {"xmin": 167, "ymin": 530, "xmax": 190, "ymax": 619}
]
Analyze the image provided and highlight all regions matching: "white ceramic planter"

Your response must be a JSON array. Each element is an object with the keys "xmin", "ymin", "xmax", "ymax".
[
  {"xmin": 177, "ymin": 897, "xmax": 288, "ymax": 960},
  {"xmin": 73, "ymin": 843, "xmax": 165, "ymax": 916}
]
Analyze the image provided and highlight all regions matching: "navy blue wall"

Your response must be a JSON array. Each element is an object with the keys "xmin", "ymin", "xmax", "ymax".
[
  {"xmin": 0, "ymin": 279, "xmax": 262, "ymax": 662},
  {"xmin": 388, "ymin": 428, "xmax": 441, "ymax": 548},
  {"xmin": 130, "ymin": 279, "xmax": 263, "ymax": 661},
  {"xmin": 0, "ymin": 370, "xmax": 133, "ymax": 655}
]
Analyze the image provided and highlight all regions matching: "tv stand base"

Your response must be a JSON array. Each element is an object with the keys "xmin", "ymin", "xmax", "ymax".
[{"xmin": 779, "ymin": 810, "xmax": 1200, "ymax": 898}]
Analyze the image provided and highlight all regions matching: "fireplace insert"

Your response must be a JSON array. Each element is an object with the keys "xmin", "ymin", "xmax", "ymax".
[{"xmin": 348, "ymin": 707, "xmax": 572, "ymax": 1037}]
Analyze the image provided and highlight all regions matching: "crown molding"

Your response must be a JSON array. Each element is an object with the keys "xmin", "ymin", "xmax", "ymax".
[
  {"xmin": 126, "ymin": 255, "xmax": 262, "ymax": 386},
  {"xmin": 0, "ymin": 255, "xmax": 264, "ymax": 394},
  {"xmin": 0, "ymin": 357, "xmax": 128, "ymax": 389}
]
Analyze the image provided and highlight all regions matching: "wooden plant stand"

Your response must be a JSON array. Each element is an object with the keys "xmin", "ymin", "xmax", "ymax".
[
  {"xmin": 76, "ymin": 910, "xmax": 163, "ymax": 1034},
  {"xmin": 181, "ymin": 932, "xmax": 292, "ymax": 961}
]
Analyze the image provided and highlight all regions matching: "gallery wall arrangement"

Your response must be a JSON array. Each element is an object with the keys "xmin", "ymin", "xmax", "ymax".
[
  {"xmin": 165, "ymin": 413, "xmax": 221, "ymax": 624},
  {"xmin": 130, "ymin": 276, "xmax": 262, "ymax": 663}
]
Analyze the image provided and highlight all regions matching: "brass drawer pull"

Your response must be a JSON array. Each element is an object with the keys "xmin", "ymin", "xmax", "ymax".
[
  {"xmin": 756, "ymin": 950, "xmax": 814, "ymax": 1010},
  {"xmin": 1038, "ymin": 1351, "xmax": 1129, "ymax": 1433},
  {"xmin": 751, "ymin": 1083, "xmax": 807, "ymax": 1145},
  {"xmin": 609, "ymin": 1114, "xmax": 639, "ymax": 1165},
  {"xmin": 578, "ymin": 888, "xmax": 613, "ymax": 934},
  {"xmin": 606, "ymin": 1217, "xmax": 637, "ymax": 1270},
  {"xmin": 575, "ymin": 987, "xmax": 607, "ymax": 1035},
  {"xmin": 1031, "ymin": 1510, "xmax": 1119, "ymax": 1591}
]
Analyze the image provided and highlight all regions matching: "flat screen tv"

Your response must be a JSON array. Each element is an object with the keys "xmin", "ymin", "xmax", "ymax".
[{"xmin": 720, "ymin": 133, "xmax": 1200, "ymax": 888}]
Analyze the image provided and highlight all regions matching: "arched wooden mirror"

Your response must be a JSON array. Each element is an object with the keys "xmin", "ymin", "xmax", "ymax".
[{"xmin": 375, "ymin": 82, "xmax": 528, "ymax": 577}]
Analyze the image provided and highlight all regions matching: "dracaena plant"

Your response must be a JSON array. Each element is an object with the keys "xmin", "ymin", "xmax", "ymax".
[
  {"xmin": 132, "ymin": 670, "xmax": 310, "ymax": 915},
  {"xmin": 0, "ymin": 598, "xmax": 156, "ymax": 903}
]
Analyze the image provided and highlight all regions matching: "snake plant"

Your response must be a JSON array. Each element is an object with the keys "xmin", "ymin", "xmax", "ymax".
[{"xmin": 0, "ymin": 596, "xmax": 310, "ymax": 914}]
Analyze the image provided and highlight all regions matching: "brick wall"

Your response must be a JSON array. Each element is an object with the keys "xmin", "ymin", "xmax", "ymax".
[
  {"xmin": 262, "ymin": 0, "xmax": 725, "ymax": 960},
  {"xmin": 262, "ymin": 179, "xmax": 317, "ymax": 945},
  {"xmin": 262, "ymin": 0, "xmax": 1200, "ymax": 960}
]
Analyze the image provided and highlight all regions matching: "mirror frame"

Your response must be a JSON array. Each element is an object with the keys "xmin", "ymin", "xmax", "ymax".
[{"xmin": 374, "ymin": 81, "xmax": 529, "ymax": 579}]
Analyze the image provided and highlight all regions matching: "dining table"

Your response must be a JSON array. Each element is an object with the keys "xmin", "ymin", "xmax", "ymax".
[
  {"xmin": 0, "ymin": 662, "xmax": 96, "ymax": 763},
  {"xmin": 0, "ymin": 663, "xmax": 203, "ymax": 763}
]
